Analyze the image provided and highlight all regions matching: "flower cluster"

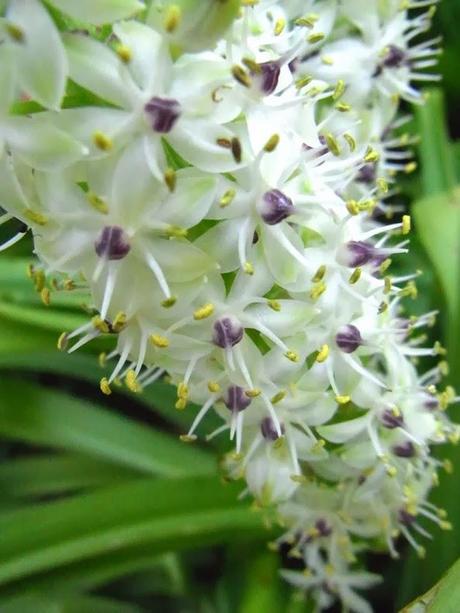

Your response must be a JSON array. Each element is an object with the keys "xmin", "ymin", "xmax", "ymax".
[{"xmin": 0, "ymin": 1, "xmax": 455, "ymax": 610}]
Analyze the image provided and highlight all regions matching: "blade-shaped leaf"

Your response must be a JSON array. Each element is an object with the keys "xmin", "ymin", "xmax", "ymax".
[{"xmin": 0, "ymin": 378, "xmax": 214, "ymax": 477}]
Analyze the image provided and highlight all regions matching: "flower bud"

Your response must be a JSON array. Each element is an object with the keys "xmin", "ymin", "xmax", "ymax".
[
  {"xmin": 148, "ymin": 0, "xmax": 240, "ymax": 53},
  {"xmin": 335, "ymin": 324, "xmax": 362, "ymax": 353},
  {"xmin": 224, "ymin": 385, "xmax": 252, "ymax": 412},
  {"xmin": 260, "ymin": 189, "xmax": 295, "ymax": 225},
  {"xmin": 95, "ymin": 226, "xmax": 131, "ymax": 261},
  {"xmin": 213, "ymin": 316, "xmax": 244, "ymax": 349}
]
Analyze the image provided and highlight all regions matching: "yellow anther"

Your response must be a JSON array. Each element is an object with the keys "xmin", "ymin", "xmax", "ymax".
[
  {"xmin": 165, "ymin": 225, "xmax": 188, "ymax": 238},
  {"xmin": 343, "ymin": 132, "xmax": 356, "ymax": 152},
  {"xmin": 335, "ymin": 395, "xmax": 351, "ymax": 405},
  {"xmin": 346, "ymin": 200, "xmax": 360, "ymax": 216},
  {"xmin": 91, "ymin": 316, "xmax": 109, "ymax": 334},
  {"xmin": 378, "ymin": 301, "xmax": 388, "ymax": 314},
  {"xmin": 379, "ymin": 258, "xmax": 392, "ymax": 274},
  {"xmin": 384, "ymin": 276, "xmax": 392, "ymax": 294},
  {"xmin": 245, "ymin": 388, "xmax": 261, "ymax": 398},
  {"xmin": 164, "ymin": 4, "xmax": 181, "ymax": 32},
  {"xmin": 440, "ymin": 520, "xmax": 453, "ymax": 531},
  {"xmin": 364, "ymin": 147, "xmax": 380, "ymax": 163},
  {"xmin": 161, "ymin": 296, "xmax": 177, "ymax": 308},
  {"xmin": 150, "ymin": 334, "xmax": 170, "ymax": 348},
  {"xmin": 231, "ymin": 65, "xmax": 252, "ymax": 88},
  {"xmin": 6, "ymin": 22, "xmax": 24, "ymax": 42},
  {"xmin": 180, "ymin": 434, "xmax": 197, "ymax": 443},
  {"xmin": 285, "ymin": 350, "xmax": 300, "ymax": 363},
  {"xmin": 386, "ymin": 465, "xmax": 397, "ymax": 477},
  {"xmin": 335, "ymin": 102, "xmax": 351, "ymax": 112},
  {"xmin": 208, "ymin": 381, "xmax": 221, "ymax": 393},
  {"xmin": 263, "ymin": 134, "xmax": 280, "ymax": 152},
  {"xmin": 24, "ymin": 209, "xmax": 48, "ymax": 226},
  {"xmin": 242, "ymin": 57, "xmax": 261, "ymax": 73},
  {"xmin": 115, "ymin": 44, "xmax": 132, "ymax": 63},
  {"xmin": 325, "ymin": 133, "xmax": 341, "ymax": 156},
  {"xmin": 274, "ymin": 18, "xmax": 285, "ymax": 35},
  {"xmin": 175, "ymin": 398, "xmax": 187, "ymax": 410},
  {"xmin": 268, "ymin": 299, "xmax": 281, "ymax": 312},
  {"xmin": 177, "ymin": 382, "xmax": 189, "ymax": 399},
  {"xmin": 295, "ymin": 75, "xmax": 313, "ymax": 89},
  {"xmin": 332, "ymin": 79, "xmax": 346, "ymax": 100},
  {"xmin": 243, "ymin": 261, "xmax": 254, "ymax": 275},
  {"xmin": 164, "ymin": 168, "xmax": 176, "ymax": 192},
  {"xmin": 309, "ymin": 280, "xmax": 326, "ymax": 300},
  {"xmin": 88, "ymin": 192, "xmax": 109, "ymax": 214},
  {"xmin": 402, "ymin": 214, "xmax": 411, "ymax": 235},
  {"xmin": 219, "ymin": 188, "xmax": 236, "ymax": 208},
  {"xmin": 312, "ymin": 264, "xmax": 326, "ymax": 282},
  {"xmin": 40, "ymin": 287, "xmax": 51, "ymax": 306},
  {"xmin": 349, "ymin": 268, "xmax": 361, "ymax": 284},
  {"xmin": 193, "ymin": 303, "xmax": 215, "ymax": 320},
  {"xmin": 321, "ymin": 55, "xmax": 334, "ymax": 66},
  {"xmin": 377, "ymin": 178, "xmax": 388, "ymax": 193},
  {"xmin": 271, "ymin": 390, "xmax": 286, "ymax": 404},
  {"xmin": 57, "ymin": 332, "xmax": 68, "ymax": 351},
  {"xmin": 126, "ymin": 370, "xmax": 142, "ymax": 393},
  {"xmin": 100, "ymin": 378, "xmax": 112, "ymax": 395},
  {"xmin": 316, "ymin": 344, "xmax": 329, "ymax": 363},
  {"xmin": 443, "ymin": 459, "xmax": 453, "ymax": 473},
  {"xmin": 98, "ymin": 352, "xmax": 107, "ymax": 367},
  {"xmin": 417, "ymin": 546, "xmax": 426, "ymax": 560},
  {"xmin": 307, "ymin": 32, "xmax": 325, "ymax": 44},
  {"xmin": 404, "ymin": 161, "xmax": 417, "ymax": 174},
  {"xmin": 93, "ymin": 131, "xmax": 113, "ymax": 151},
  {"xmin": 112, "ymin": 311, "xmax": 127, "ymax": 333}
]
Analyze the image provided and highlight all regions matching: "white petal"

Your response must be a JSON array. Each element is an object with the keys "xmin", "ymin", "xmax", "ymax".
[
  {"xmin": 5, "ymin": 116, "xmax": 87, "ymax": 170},
  {"xmin": 113, "ymin": 21, "xmax": 169, "ymax": 93},
  {"xmin": 48, "ymin": 0, "xmax": 144, "ymax": 25},
  {"xmin": 317, "ymin": 415, "xmax": 369, "ymax": 444},
  {"xmin": 195, "ymin": 218, "xmax": 243, "ymax": 273},
  {"xmin": 63, "ymin": 33, "xmax": 139, "ymax": 109},
  {"xmin": 170, "ymin": 119, "xmax": 243, "ymax": 173},
  {"xmin": 0, "ymin": 45, "xmax": 15, "ymax": 113},
  {"xmin": 155, "ymin": 169, "xmax": 218, "ymax": 229},
  {"xmin": 8, "ymin": 0, "xmax": 67, "ymax": 109},
  {"xmin": 150, "ymin": 240, "xmax": 215, "ymax": 282}
]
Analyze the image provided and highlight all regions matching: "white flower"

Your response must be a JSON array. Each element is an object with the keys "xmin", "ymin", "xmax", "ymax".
[{"xmin": 0, "ymin": 1, "xmax": 455, "ymax": 611}]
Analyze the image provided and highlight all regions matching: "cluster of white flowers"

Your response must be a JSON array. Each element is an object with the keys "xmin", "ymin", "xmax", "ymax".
[{"xmin": 0, "ymin": 0, "xmax": 456, "ymax": 610}]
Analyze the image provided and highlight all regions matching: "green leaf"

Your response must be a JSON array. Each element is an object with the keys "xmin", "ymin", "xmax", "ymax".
[
  {"xmin": 412, "ymin": 189, "xmax": 460, "ymax": 324},
  {"xmin": 0, "ymin": 378, "xmax": 214, "ymax": 477},
  {"xmin": 0, "ymin": 454, "xmax": 137, "ymax": 499},
  {"xmin": 415, "ymin": 89, "xmax": 456, "ymax": 196},
  {"xmin": 239, "ymin": 552, "xmax": 284, "ymax": 613},
  {"xmin": 0, "ymin": 593, "xmax": 142, "ymax": 613},
  {"xmin": 401, "ymin": 557, "xmax": 460, "ymax": 612},
  {"xmin": 0, "ymin": 477, "xmax": 266, "ymax": 588}
]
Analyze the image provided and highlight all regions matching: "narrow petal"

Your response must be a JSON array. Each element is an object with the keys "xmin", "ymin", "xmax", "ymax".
[
  {"xmin": 48, "ymin": 0, "xmax": 144, "ymax": 25},
  {"xmin": 8, "ymin": 0, "xmax": 67, "ymax": 109},
  {"xmin": 63, "ymin": 33, "xmax": 140, "ymax": 109}
]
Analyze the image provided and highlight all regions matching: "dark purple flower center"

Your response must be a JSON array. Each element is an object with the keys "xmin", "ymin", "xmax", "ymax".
[
  {"xmin": 381, "ymin": 408, "xmax": 404, "ymax": 429},
  {"xmin": 212, "ymin": 317, "xmax": 244, "ymax": 349},
  {"xmin": 335, "ymin": 324, "xmax": 362, "ymax": 353},
  {"xmin": 356, "ymin": 164, "xmax": 376, "ymax": 184},
  {"xmin": 260, "ymin": 417, "xmax": 284, "ymax": 441},
  {"xmin": 144, "ymin": 96, "xmax": 181, "ymax": 133},
  {"xmin": 95, "ymin": 226, "xmax": 130, "ymax": 260},
  {"xmin": 256, "ymin": 61, "xmax": 281, "ymax": 95},
  {"xmin": 398, "ymin": 508, "xmax": 416, "ymax": 525},
  {"xmin": 260, "ymin": 189, "xmax": 295, "ymax": 225},
  {"xmin": 424, "ymin": 395, "xmax": 439, "ymax": 411},
  {"xmin": 340, "ymin": 241, "xmax": 376, "ymax": 267},
  {"xmin": 315, "ymin": 519, "xmax": 332, "ymax": 537},
  {"xmin": 224, "ymin": 386, "xmax": 252, "ymax": 412},
  {"xmin": 383, "ymin": 45, "xmax": 406, "ymax": 68},
  {"xmin": 393, "ymin": 441, "xmax": 415, "ymax": 458}
]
